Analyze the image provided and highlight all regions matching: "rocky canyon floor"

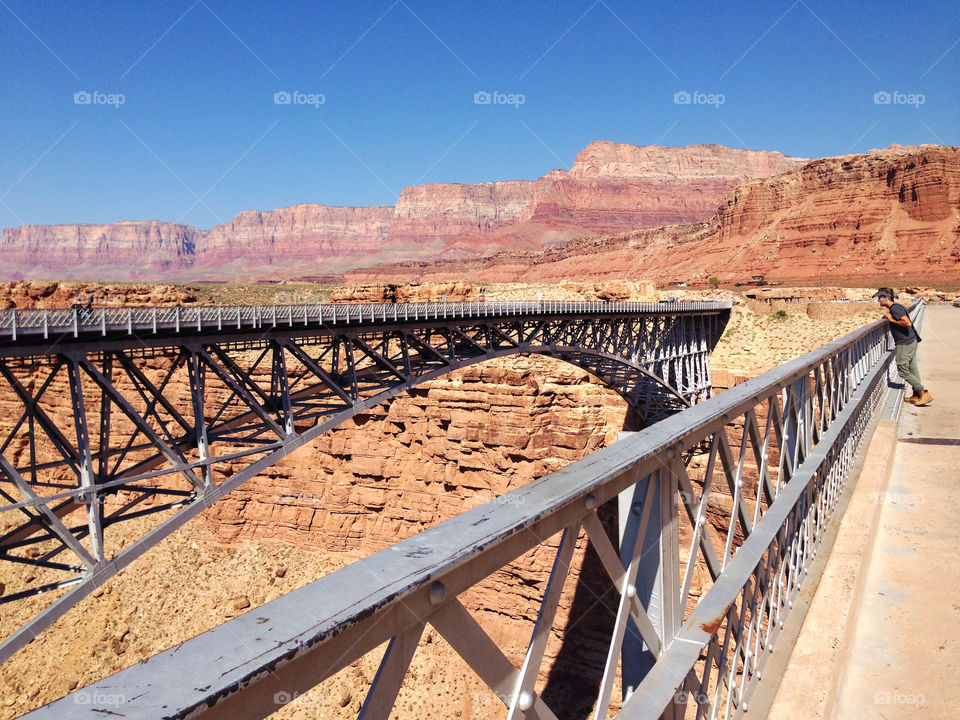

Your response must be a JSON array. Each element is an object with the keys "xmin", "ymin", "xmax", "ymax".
[{"xmin": 0, "ymin": 282, "xmax": 884, "ymax": 719}]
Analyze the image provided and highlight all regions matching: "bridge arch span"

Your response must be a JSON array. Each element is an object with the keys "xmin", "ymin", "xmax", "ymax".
[{"xmin": 0, "ymin": 300, "xmax": 729, "ymax": 661}]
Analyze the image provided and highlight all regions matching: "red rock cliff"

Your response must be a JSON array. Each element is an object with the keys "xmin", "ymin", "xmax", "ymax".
[
  {"xmin": 0, "ymin": 221, "xmax": 199, "ymax": 281},
  {"xmin": 199, "ymin": 204, "xmax": 395, "ymax": 279},
  {"xmin": 393, "ymin": 143, "xmax": 806, "ymax": 255},
  {"xmin": 529, "ymin": 142, "xmax": 806, "ymax": 233},
  {"xmin": 0, "ymin": 143, "xmax": 805, "ymax": 281},
  {"xmin": 347, "ymin": 145, "xmax": 960, "ymax": 285}
]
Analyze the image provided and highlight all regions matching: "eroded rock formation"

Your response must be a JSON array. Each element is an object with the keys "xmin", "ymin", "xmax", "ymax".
[
  {"xmin": 0, "ymin": 280, "xmax": 199, "ymax": 309},
  {"xmin": 329, "ymin": 281, "xmax": 479, "ymax": 304},
  {"xmin": 348, "ymin": 146, "xmax": 960, "ymax": 285}
]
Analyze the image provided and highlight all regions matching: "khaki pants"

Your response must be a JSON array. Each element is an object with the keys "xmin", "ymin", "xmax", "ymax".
[{"xmin": 894, "ymin": 341, "xmax": 923, "ymax": 393}]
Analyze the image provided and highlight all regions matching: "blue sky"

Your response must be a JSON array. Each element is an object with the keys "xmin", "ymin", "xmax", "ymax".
[{"xmin": 0, "ymin": 0, "xmax": 957, "ymax": 230}]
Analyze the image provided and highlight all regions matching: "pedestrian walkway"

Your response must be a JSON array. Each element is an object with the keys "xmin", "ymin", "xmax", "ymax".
[{"xmin": 769, "ymin": 306, "xmax": 960, "ymax": 719}]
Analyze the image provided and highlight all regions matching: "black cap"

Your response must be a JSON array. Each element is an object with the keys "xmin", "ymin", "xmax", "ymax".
[{"xmin": 871, "ymin": 288, "xmax": 895, "ymax": 300}]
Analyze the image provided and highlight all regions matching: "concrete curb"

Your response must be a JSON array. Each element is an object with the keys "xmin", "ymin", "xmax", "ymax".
[
  {"xmin": 822, "ymin": 418, "xmax": 899, "ymax": 719},
  {"xmin": 766, "ymin": 415, "xmax": 900, "ymax": 720}
]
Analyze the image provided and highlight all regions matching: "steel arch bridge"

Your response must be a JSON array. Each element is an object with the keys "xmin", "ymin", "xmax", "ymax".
[{"xmin": 0, "ymin": 299, "xmax": 729, "ymax": 662}]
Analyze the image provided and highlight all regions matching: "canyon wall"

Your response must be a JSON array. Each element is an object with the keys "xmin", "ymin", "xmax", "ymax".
[
  {"xmin": 0, "ymin": 143, "xmax": 804, "ymax": 282},
  {"xmin": 528, "ymin": 142, "xmax": 807, "ymax": 233},
  {"xmin": 348, "ymin": 146, "xmax": 960, "ymax": 285},
  {"xmin": 200, "ymin": 205, "xmax": 394, "ymax": 278},
  {"xmin": 413, "ymin": 143, "xmax": 807, "ymax": 256},
  {"xmin": 0, "ymin": 221, "xmax": 200, "ymax": 280}
]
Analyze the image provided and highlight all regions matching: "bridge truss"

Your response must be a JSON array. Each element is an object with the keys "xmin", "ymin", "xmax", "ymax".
[{"xmin": 0, "ymin": 300, "xmax": 729, "ymax": 663}]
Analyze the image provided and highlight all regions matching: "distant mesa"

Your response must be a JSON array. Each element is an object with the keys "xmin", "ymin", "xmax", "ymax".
[{"xmin": 0, "ymin": 142, "xmax": 805, "ymax": 283}]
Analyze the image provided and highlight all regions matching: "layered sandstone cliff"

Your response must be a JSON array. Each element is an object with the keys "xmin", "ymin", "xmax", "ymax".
[
  {"xmin": 0, "ymin": 221, "xmax": 199, "ymax": 280},
  {"xmin": 529, "ymin": 142, "xmax": 807, "ymax": 233},
  {"xmin": 201, "ymin": 204, "xmax": 394, "ymax": 272},
  {"xmin": 388, "ymin": 180, "xmax": 537, "ymax": 248},
  {"xmin": 0, "ymin": 143, "xmax": 804, "ymax": 281},
  {"xmin": 418, "ymin": 143, "xmax": 807, "ymax": 255},
  {"xmin": 349, "ymin": 146, "xmax": 960, "ymax": 285}
]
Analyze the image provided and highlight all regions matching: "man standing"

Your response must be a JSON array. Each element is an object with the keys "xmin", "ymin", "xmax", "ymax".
[{"xmin": 873, "ymin": 288, "xmax": 931, "ymax": 406}]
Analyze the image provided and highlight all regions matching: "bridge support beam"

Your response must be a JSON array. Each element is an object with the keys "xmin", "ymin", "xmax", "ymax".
[{"xmin": 618, "ymin": 461, "xmax": 681, "ymax": 718}]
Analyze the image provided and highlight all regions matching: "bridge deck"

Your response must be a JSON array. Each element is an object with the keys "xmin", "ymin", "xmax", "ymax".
[
  {"xmin": 771, "ymin": 306, "xmax": 960, "ymax": 719},
  {"xmin": 0, "ymin": 300, "xmax": 728, "ymax": 358}
]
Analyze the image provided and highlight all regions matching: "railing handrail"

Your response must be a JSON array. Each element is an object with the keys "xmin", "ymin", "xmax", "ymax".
[{"xmin": 0, "ymin": 299, "xmax": 731, "ymax": 332}]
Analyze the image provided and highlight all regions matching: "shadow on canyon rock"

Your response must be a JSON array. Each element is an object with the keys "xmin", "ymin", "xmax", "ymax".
[
  {"xmin": 541, "ymin": 518, "xmax": 620, "ymax": 717},
  {"xmin": 540, "ymin": 410, "xmax": 649, "ymax": 719}
]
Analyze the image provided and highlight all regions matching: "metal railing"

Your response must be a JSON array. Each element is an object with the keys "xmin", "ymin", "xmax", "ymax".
[
  {"xmin": 24, "ymin": 303, "xmax": 919, "ymax": 720},
  {"xmin": 0, "ymin": 300, "xmax": 730, "ymax": 344}
]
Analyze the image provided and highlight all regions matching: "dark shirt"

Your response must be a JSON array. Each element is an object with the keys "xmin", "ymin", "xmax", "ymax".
[{"xmin": 888, "ymin": 303, "xmax": 917, "ymax": 345}]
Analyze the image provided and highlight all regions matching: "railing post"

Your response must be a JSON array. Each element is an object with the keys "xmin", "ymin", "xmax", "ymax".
[{"xmin": 617, "ymin": 461, "xmax": 681, "ymax": 711}]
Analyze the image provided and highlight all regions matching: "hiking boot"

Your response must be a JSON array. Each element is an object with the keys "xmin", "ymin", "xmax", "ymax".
[
  {"xmin": 913, "ymin": 389, "xmax": 933, "ymax": 407},
  {"xmin": 904, "ymin": 389, "xmax": 922, "ymax": 405}
]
